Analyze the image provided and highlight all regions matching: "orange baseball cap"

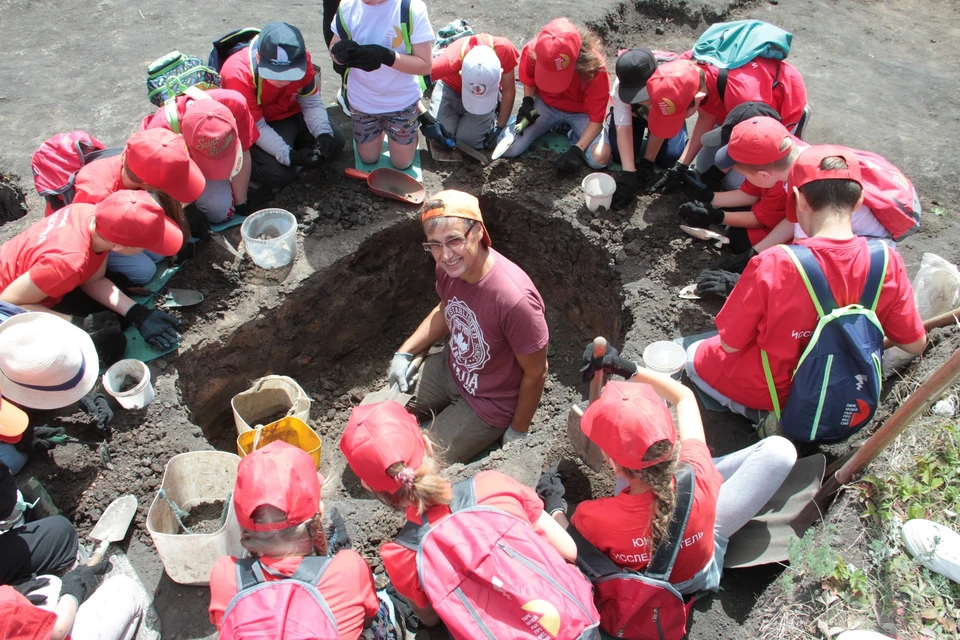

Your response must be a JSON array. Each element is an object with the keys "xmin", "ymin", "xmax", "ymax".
[
  {"xmin": 234, "ymin": 441, "xmax": 324, "ymax": 532},
  {"xmin": 0, "ymin": 390, "xmax": 27, "ymax": 443},
  {"xmin": 533, "ymin": 18, "xmax": 580, "ymax": 94},
  {"xmin": 180, "ymin": 100, "xmax": 242, "ymax": 181},
  {"xmin": 420, "ymin": 189, "xmax": 491, "ymax": 247},
  {"xmin": 339, "ymin": 402, "xmax": 424, "ymax": 494},
  {"xmin": 95, "ymin": 190, "xmax": 184, "ymax": 256},
  {"xmin": 785, "ymin": 144, "xmax": 863, "ymax": 223},
  {"xmin": 123, "ymin": 128, "xmax": 206, "ymax": 204},
  {"xmin": 645, "ymin": 60, "xmax": 700, "ymax": 139},
  {"xmin": 581, "ymin": 381, "xmax": 676, "ymax": 470}
]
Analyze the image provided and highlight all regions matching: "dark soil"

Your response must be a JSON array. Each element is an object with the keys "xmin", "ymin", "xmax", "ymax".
[
  {"xmin": 0, "ymin": 175, "xmax": 27, "ymax": 225},
  {"xmin": 118, "ymin": 374, "xmax": 141, "ymax": 394},
  {"xmin": 180, "ymin": 500, "xmax": 227, "ymax": 536}
]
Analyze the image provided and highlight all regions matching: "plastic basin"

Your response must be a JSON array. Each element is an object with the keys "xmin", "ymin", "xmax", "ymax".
[
  {"xmin": 102, "ymin": 359, "xmax": 155, "ymax": 409},
  {"xmin": 237, "ymin": 417, "xmax": 322, "ymax": 470},
  {"xmin": 581, "ymin": 172, "xmax": 617, "ymax": 212},
  {"xmin": 231, "ymin": 375, "xmax": 312, "ymax": 435},
  {"xmin": 642, "ymin": 341, "xmax": 687, "ymax": 379},
  {"xmin": 240, "ymin": 208, "xmax": 297, "ymax": 269}
]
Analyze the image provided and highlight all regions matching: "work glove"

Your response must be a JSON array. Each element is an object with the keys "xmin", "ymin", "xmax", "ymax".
[
  {"xmin": 418, "ymin": 113, "xmax": 455, "ymax": 148},
  {"xmin": 183, "ymin": 204, "xmax": 210, "ymax": 242},
  {"xmin": 387, "ymin": 352, "xmax": 415, "ymax": 393},
  {"xmin": 324, "ymin": 505, "xmax": 353, "ymax": 555},
  {"xmin": 635, "ymin": 158, "xmax": 658, "ymax": 185},
  {"xmin": 483, "ymin": 125, "xmax": 503, "ymax": 150},
  {"xmin": 696, "ymin": 269, "xmax": 740, "ymax": 298},
  {"xmin": 126, "ymin": 303, "xmax": 182, "ymax": 350},
  {"xmin": 502, "ymin": 426, "xmax": 528, "ymax": 444},
  {"xmin": 678, "ymin": 201, "xmax": 725, "ymax": 228},
  {"xmin": 579, "ymin": 343, "xmax": 638, "ymax": 383},
  {"xmin": 71, "ymin": 310, "xmax": 122, "ymax": 334},
  {"xmin": 556, "ymin": 145, "xmax": 587, "ymax": 175},
  {"xmin": 79, "ymin": 393, "xmax": 113, "ymax": 433},
  {"xmin": 330, "ymin": 39, "xmax": 360, "ymax": 65},
  {"xmin": 346, "ymin": 44, "xmax": 397, "ymax": 72},
  {"xmin": 314, "ymin": 133, "xmax": 338, "ymax": 159},
  {"xmin": 647, "ymin": 161, "xmax": 692, "ymax": 195},
  {"xmin": 16, "ymin": 425, "xmax": 67, "ymax": 454},
  {"xmin": 611, "ymin": 171, "xmax": 640, "ymax": 210},
  {"xmin": 233, "ymin": 202, "xmax": 249, "ymax": 218},
  {"xmin": 516, "ymin": 96, "xmax": 539, "ymax": 128},
  {"xmin": 12, "ymin": 577, "xmax": 51, "ymax": 606},
  {"xmin": 719, "ymin": 247, "xmax": 758, "ymax": 274},
  {"xmin": 536, "ymin": 462, "xmax": 566, "ymax": 514},
  {"xmin": 680, "ymin": 174, "xmax": 714, "ymax": 203},
  {"xmin": 59, "ymin": 559, "xmax": 110, "ymax": 607},
  {"xmin": 289, "ymin": 147, "xmax": 323, "ymax": 169}
]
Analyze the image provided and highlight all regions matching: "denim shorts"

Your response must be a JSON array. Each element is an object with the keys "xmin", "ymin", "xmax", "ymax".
[{"xmin": 351, "ymin": 101, "xmax": 419, "ymax": 145}]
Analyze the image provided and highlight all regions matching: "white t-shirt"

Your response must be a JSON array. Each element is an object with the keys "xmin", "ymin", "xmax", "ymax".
[
  {"xmin": 610, "ymin": 78, "xmax": 648, "ymax": 127},
  {"xmin": 332, "ymin": 0, "xmax": 434, "ymax": 115}
]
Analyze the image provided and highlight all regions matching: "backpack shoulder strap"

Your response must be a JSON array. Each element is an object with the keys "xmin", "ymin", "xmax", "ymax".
[
  {"xmin": 335, "ymin": 5, "xmax": 352, "ymax": 40},
  {"xmin": 234, "ymin": 557, "xmax": 267, "ymax": 591},
  {"xmin": 289, "ymin": 555, "xmax": 333, "ymax": 584},
  {"xmin": 247, "ymin": 40, "xmax": 263, "ymax": 105},
  {"xmin": 400, "ymin": 0, "xmax": 413, "ymax": 54},
  {"xmin": 164, "ymin": 100, "xmax": 181, "ymax": 134},
  {"xmin": 781, "ymin": 244, "xmax": 838, "ymax": 316},
  {"xmin": 449, "ymin": 477, "xmax": 477, "ymax": 512},
  {"xmin": 567, "ymin": 524, "xmax": 623, "ymax": 580},
  {"xmin": 645, "ymin": 462, "xmax": 696, "ymax": 582},
  {"xmin": 860, "ymin": 240, "xmax": 888, "ymax": 311},
  {"xmin": 717, "ymin": 67, "xmax": 728, "ymax": 103}
]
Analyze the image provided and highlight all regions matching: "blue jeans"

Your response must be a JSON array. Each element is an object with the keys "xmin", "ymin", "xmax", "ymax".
[
  {"xmin": 106, "ymin": 250, "xmax": 164, "ymax": 285},
  {"xmin": 501, "ymin": 96, "xmax": 609, "ymax": 169},
  {"xmin": 607, "ymin": 111, "xmax": 687, "ymax": 168},
  {"xmin": 0, "ymin": 443, "xmax": 27, "ymax": 474}
]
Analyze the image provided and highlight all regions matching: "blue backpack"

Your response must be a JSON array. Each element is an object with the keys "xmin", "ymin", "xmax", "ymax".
[
  {"xmin": 761, "ymin": 241, "xmax": 888, "ymax": 443},
  {"xmin": 692, "ymin": 20, "xmax": 793, "ymax": 102}
]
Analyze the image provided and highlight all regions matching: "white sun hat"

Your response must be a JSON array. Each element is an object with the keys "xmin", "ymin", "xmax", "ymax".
[
  {"xmin": 461, "ymin": 45, "xmax": 502, "ymax": 115},
  {"xmin": 902, "ymin": 518, "xmax": 960, "ymax": 584},
  {"xmin": 0, "ymin": 313, "xmax": 99, "ymax": 410}
]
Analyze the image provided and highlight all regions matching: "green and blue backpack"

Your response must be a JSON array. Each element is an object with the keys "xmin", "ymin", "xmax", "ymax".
[{"xmin": 692, "ymin": 19, "xmax": 793, "ymax": 102}]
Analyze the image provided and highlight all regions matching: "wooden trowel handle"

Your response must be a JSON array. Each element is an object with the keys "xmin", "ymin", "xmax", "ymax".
[
  {"xmin": 883, "ymin": 307, "xmax": 960, "ymax": 350},
  {"xmin": 344, "ymin": 168, "xmax": 371, "ymax": 181},
  {"xmin": 88, "ymin": 538, "xmax": 110, "ymax": 566},
  {"xmin": 589, "ymin": 337, "xmax": 607, "ymax": 403}
]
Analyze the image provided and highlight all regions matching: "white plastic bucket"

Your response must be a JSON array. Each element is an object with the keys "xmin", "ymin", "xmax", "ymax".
[
  {"xmin": 102, "ymin": 359, "xmax": 155, "ymax": 409},
  {"xmin": 581, "ymin": 172, "xmax": 617, "ymax": 212},
  {"xmin": 642, "ymin": 341, "xmax": 687, "ymax": 379},
  {"xmin": 146, "ymin": 451, "xmax": 244, "ymax": 585},
  {"xmin": 240, "ymin": 208, "xmax": 298, "ymax": 269},
  {"xmin": 231, "ymin": 375, "xmax": 312, "ymax": 435}
]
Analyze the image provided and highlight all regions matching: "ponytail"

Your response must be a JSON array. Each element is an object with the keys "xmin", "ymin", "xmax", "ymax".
[
  {"xmin": 619, "ymin": 439, "xmax": 680, "ymax": 550},
  {"xmin": 153, "ymin": 190, "xmax": 191, "ymax": 248},
  {"xmin": 373, "ymin": 433, "xmax": 451, "ymax": 515}
]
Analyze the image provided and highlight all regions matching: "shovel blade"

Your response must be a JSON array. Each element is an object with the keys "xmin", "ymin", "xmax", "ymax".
[
  {"xmin": 366, "ymin": 168, "xmax": 425, "ymax": 204},
  {"xmin": 491, "ymin": 130, "xmax": 516, "ymax": 160},
  {"xmin": 566, "ymin": 404, "xmax": 605, "ymax": 472},
  {"xmin": 456, "ymin": 139, "xmax": 490, "ymax": 165},
  {"xmin": 90, "ymin": 495, "xmax": 138, "ymax": 544},
  {"xmin": 159, "ymin": 289, "xmax": 204, "ymax": 308}
]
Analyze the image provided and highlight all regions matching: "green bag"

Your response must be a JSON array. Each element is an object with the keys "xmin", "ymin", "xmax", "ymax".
[{"xmin": 147, "ymin": 51, "xmax": 221, "ymax": 107}]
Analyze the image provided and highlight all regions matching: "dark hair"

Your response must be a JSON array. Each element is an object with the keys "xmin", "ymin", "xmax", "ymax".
[{"xmin": 797, "ymin": 156, "xmax": 863, "ymax": 214}]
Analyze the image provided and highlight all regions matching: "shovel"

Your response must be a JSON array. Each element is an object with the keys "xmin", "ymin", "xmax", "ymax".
[
  {"xmin": 147, "ymin": 288, "xmax": 204, "ymax": 309},
  {"xmin": 492, "ymin": 112, "xmax": 539, "ymax": 160},
  {"xmin": 566, "ymin": 337, "xmax": 607, "ymax": 472},
  {"xmin": 360, "ymin": 354, "xmax": 425, "ymax": 406},
  {"xmin": 456, "ymin": 138, "xmax": 490, "ymax": 165},
  {"xmin": 345, "ymin": 167, "xmax": 425, "ymax": 204},
  {"xmin": 86, "ymin": 495, "xmax": 138, "ymax": 564}
]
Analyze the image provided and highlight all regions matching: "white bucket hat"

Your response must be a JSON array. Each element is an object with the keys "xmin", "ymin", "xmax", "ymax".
[
  {"xmin": 0, "ymin": 313, "xmax": 99, "ymax": 410},
  {"xmin": 461, "ymin": 45, "xmax": 502, "ymax": 115}
]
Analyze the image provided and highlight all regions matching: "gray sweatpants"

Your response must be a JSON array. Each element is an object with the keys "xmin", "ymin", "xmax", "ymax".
[{"xmin": 429, "ymin": 80, "xmax": 497, "ymax": 151}]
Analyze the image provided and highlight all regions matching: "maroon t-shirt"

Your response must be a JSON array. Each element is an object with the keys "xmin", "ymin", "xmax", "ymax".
[{"xmin": 436, "ymin": 249, "xmax": 549, "ymax": 427}]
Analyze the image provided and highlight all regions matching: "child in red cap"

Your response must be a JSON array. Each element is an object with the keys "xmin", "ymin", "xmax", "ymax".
[
  {"xmin": 686, "ymin": 145, "xmax": 926, "ymax": 422},
  {"xmin": 541, "ymin": 352, "xmax": 796, "ymax": 597},
  {"xmin": 209, "ymin": 441, "xmax": 384, "ymax": 638},
  {"xmin": 500, "ymin": 18, "xmax": 611, "ymax": 175},
  {"xmin": 339, "ymin": 401, "xmax": 578, "ymax": 628}
]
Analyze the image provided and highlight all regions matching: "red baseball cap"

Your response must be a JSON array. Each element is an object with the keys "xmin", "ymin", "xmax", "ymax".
[
  {"xmin": 581, "ymin": 381, "xmax": 676, "ymax": 470},
  {"xmin": 123, "ymin": 128, "xmax": 205, "ymax": 204},
  {"xmin": 94, "ymin": 190, "xmax": 184, "ymax": 256},
  {"xmin": 234, "ymin": 440, "xmax": 323, "ymax": 532},
  {"xmin": 180, "ymin": 100, "xmax": 243, "ymax": 181},
  {"xmin": 533, "ymin": 18, "xmax": 580, "ymax": 94},
  {"xmin": 339, "ymin": 402, "xmax": 424, "ymax": 493},
  {"xmin": 715, "ymin": 116, "xmax": 793, "ymax": 171},
  {"xmin": 0, "ymin": 585, "xmax": 58, "ymax": 639},
  {"xmin": 645, "ymin": 60, "xmax": 700, "ymax": 138},
  {"xmin": 785, "ymin": 144, "xmax": 863, "ymax": 223}
]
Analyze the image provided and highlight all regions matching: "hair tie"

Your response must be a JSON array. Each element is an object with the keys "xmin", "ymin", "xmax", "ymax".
[{"xmin": 395, "ymin": 466, "xmax": 416, "ymax": 489}]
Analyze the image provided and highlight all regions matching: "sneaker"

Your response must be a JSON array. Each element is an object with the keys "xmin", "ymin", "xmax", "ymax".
[
  {"xmin": 755, "ymin": 411, "xmax": 782, "ymax": 439},
  {"xmin": 902, "ymin": 519, "xmax": 960, "ymax": 583},
  {"xmin": 336, "ymin": 89, "xmax": 351, "ymax": 116}
]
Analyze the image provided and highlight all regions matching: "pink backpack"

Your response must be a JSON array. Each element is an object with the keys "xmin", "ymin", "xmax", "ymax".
[
  {"xmin": 853, "ymin": 148, "xmax": 920, "ymax": 241},
  {"xmin": 569, "ymin": 464, "xmax": 697, "ymax": 640},
  {"xmin": 219, "ymin": 556, "xmax": 339, "ymax": 640},
  {"xmin": 30, "ymin": 131, "xmax": 120, "ymax": 214},
  {"xmin": 394, "ymin": 478, "xmax": 600, "ymax": 640}
]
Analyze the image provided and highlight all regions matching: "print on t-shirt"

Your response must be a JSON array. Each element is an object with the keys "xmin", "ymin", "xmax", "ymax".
[{"xmin": 445, "ymin": 297, "xmax": 491, "ymax": 396}]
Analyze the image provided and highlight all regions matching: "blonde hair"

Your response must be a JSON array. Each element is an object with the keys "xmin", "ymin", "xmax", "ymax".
[
  {"xmin": 737, "ymin": 140, "xmax": 799, "ymax": 174},
  {"xmin": 576, "ymin": 27, "xmax": 606, "ymax": 82},
  {"xmin": 372, "ymin": 433, "xmax": 451, "ymax": 515},
  {"xmin": 617, "ymin": 440, "xmax": 681, "ymax": 550},
  {"xmin": 240, "ymin": 511, "xmax": 328, "ymax": 558}
]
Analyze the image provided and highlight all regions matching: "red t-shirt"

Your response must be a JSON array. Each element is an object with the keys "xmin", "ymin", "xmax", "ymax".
[
  {"xmin": 436, "ymin": 249, "xmax": 549, "ymax": 427},
  {"xmin": 380, "ymin": 470, "xmax": 545, "ymax": 608},
  {"xmin": 571, "ymin": 439, "xmax": 722, "ymax": 584},
  {"xmin": 0, "ymin": 204, "xmax": 106, "ymax": 306},
  {"xmin": 681, "ymin": 52, "xmax": 807, "ymax": 132},
  {"xmin": 736, "ymin": 137, "xmax": 807, "ymax": 245},
  {"xmin": 138, "ymin": 88, "xmax": 260, "ymax": 151},
  {"xmin": 0, "ymin": 586, "xmax": 58, "ymax": 640},
  {"xmin": 208, "ymin": 550, "xmax": 380, "ymax": 638},
  {"xmin": 431, "ymin": 34, "xmax": 520, "ymax": 94},
  {"xmin": 219, "ymin": 46, "xmax": 319, "ymax": 123},
  {"xmin": 518, "ymin": 42, "xmax": 610, "ymax": 123},
  {"xmin": 694, "ymin": 236, "xmax": 925, "ymax": 409},
  {"xmin": 71, "ymin": 155, "xmax": 124, "ymax": 208}
]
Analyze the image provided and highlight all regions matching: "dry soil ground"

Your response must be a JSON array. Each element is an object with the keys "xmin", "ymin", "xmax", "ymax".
[{"xmin": 1, "ymin": 0, "xmax": 959, "ymax": 638}]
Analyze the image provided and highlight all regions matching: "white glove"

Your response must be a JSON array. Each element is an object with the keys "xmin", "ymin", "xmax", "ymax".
[
  {"xmin": 502, "ymin": 426, "xmax": 528, "ymax": 444},
  {"xmin": 388, "ymin": 352, "xmax": 415, "ymax": 393}
]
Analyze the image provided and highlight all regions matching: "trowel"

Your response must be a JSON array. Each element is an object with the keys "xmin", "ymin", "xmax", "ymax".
[
  {"xmin": 85, "ymin": 495, "xmax": 138, "ymax": 564},
  {"xmin": 456, "ymin": 138, "xmax": 490, "ymax": 165},
  {"xmin": 491, "ymin": 111, "xmax": 539, "ymax": 160},
  {"xmin": 157, "ymin": 288, "xmax": 204, "ymax": 309},
  {"xmin": 360, "ymin": 355, "xmax": 424, "ymax": 406},
  {"xmin": 565, "ymin": 337, "xmax": 607, "ymax": 472}
]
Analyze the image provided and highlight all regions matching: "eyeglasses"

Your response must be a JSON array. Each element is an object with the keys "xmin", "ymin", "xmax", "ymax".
[{"xmin": 422, "ymin": 222, "xmax": 476, "ymax": 253}]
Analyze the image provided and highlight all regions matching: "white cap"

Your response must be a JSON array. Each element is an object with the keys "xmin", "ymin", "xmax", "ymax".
[{"xmin": 461, "ymin": 45, "xmax": 502, "ymax": 115}]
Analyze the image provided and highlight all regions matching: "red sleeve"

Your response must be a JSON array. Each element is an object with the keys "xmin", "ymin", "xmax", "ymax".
[
  {"xmin": 29, "ymin": 257, "xmax": 86, "ymax": 299},
  {"xmin": 739, "ymin": 180, "xmax": 761, "ymax": 198},
  {"xmin": 678, "ymin": 439, "xmax": 723, "ymax": 496},
  {"xmin": 775, "ymin": 63, "xmax": 807, "ymax": 132},
  {"xmin": 474, "ymin": 471, "xmax": 544, "ymax": 525},
  {"xmin": 208, "ymin": 556, "xmax": 239, "ymax": 628},
  {"xmin": 212, "ymin": 89, "xmax": 260, "ymax": 149},
  {"xmin": 220, "ymin": 56, "xmax": 264, "ymax": 123},
  {"xmin": 494, "ymin": 38, "xmax": 520, "ymax": 75},
  {"xmin": 518, "ymin": 43, "xmax": 537, "ymax": 87},
  {"xmin": 715, "ymin": 254, "xmax": 771, "ymax": 350},
  {"xmin": 584, "ymin": 71, "xmax": 611, "ymax": 123},
  {"xmin": 430, "ymin": 44, "xmax": 461, "ymax": 83},
  {"xmin": 876, "ymin": 249, "xmax": 925, "ymax": 345},
  {"xmin": 381, "ymin": 540, "xmax": 429, "ymax": 608},
  {"xmin": 297, "ymin": 54, "xmax": 319, "ymax": 97},
  {"xmin": 749, "ymin": 183, "xmax": 788, "ymax": 230},
  {"xmin": 317, "ymin": 551, "xmax": 381, "ymax": 637}
]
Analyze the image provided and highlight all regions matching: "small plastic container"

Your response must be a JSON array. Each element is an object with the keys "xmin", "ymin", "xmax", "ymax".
[
  {"xmin": 581, "ymin": 173, "xmax": 617, "ymax": 212},
  {"xmin": 240, "ymin": 208, "xmax": 298, "ymax": 269},
  {"xmin": 642, "ymin": 341, "xmax": 687, "ymax": 380},
  {"xmin": 102, "ymin": 359, "xmax": 155, "ymax": 409}
]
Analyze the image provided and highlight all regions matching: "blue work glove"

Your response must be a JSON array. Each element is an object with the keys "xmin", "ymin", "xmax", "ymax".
[
  {"xmin": 418, "ymin": 113, "xmax": 455, "ymax": 148},
  {"xmin": 126, "ymin": 303, "xmax": 182, "ymax": 350}
]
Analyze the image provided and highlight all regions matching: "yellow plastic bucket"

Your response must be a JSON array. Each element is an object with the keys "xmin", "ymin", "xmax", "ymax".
[{"xmin": 236, "ymin": 417, "xmax": 322, "ymax": 469}]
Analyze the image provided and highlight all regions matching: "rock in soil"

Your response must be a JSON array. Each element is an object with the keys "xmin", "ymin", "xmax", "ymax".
[{"xmin": 179, "ymin": 500, "xmax": 227, "ymax": 535}]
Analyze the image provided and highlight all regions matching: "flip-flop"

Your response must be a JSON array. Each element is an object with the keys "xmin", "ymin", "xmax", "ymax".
[
  {"xmin": 679, "ymin": 224, "xmax": 730, "ymax": 244},
  {"xmin": 678, "ymin": 284, "xmax": 702, "ymax": 300}
]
